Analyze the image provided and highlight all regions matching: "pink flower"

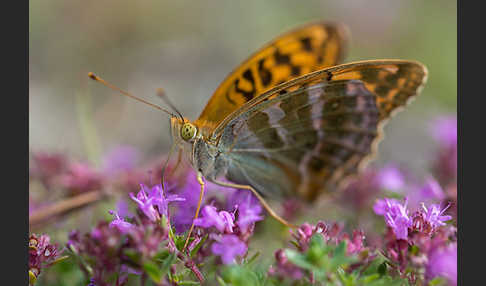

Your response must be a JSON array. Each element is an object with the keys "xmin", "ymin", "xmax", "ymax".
[
  {"xmin": 421, "ymin": 203, "xmax": 452, "ymax": 228},
  {"xmin": 29, "ymin": 234, "xmax": 62, "ymax": 281},
  {"xmin": 108, "ymin": 210, "xmax": 134, "ymax": 234},
  {"xmin": 418, "ymin": 177, "xmax": 446, "ymax": 201},
  {"xmin": 211, "ymin": 234, "xmax": 247, "ymax": 264},
  {"xmin": 60, "ymin": 163, "xmax": 103, "ymax": 194},
  {"xmin": 30, "ymin": 152, "xmax": 67, "ymax": 186},
  {"xmin": 374, "ymin": 198, "xmax": 411, "ymax": 240},
  {"xmin": 194, "ymin": 205, "xmax": 235, "ymax": 233},
  {"xmin": 129, "ymin": 183, "xmax": 185, "ymax": 222},
  {"xmin": 147, "ymin": 184, "xmax": 185, "ymax": 217},
  {"xmin": 129, "ymin": 185, "xmax": 160, "ymax": 222},
  {"xmin": 426, "ymin": 243, "xmax": 457, "ymax": 285},
  {"xmin": 376, "ymin": 164, "xmax": 405, "ymax": 192},
  {"xmin": 228, "ymin": 191, "xmax": 263, "ymax": 233},
  {"xmin": 430, "ymin": 116, "xmax": 457, "ymax": 148}
]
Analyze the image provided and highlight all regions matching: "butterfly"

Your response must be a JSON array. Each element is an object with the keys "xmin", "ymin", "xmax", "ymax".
[{"xmin": 89, "ymin": 21, "xmax": 428, "ymax": 250}]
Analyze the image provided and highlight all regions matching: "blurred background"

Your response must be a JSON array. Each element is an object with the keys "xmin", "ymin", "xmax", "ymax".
[{"xmin": 30, "ymin": 0, "xmax": 456, "ymax": 174}]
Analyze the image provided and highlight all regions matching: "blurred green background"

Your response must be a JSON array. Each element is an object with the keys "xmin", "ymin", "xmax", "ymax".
[{"xmin": 29, "ymin": 0, "xmax": 456, "ymax": 182}]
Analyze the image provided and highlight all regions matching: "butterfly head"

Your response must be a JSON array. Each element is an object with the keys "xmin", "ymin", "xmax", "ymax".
[
  {"xmin": 180, "ymin": 122, "xmax": 198, "ymax": 141},
  {"xmin": 170, "ymin": 117, "xmax": 199, "ymax": 143}
]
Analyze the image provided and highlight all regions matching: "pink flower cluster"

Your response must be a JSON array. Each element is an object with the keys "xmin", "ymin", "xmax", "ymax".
[
  {"xmin": 374, "ymin": 197, "xmax": 456, "ymax": 285},
  {"xmin": 29, "ymin": 234, "xmax": 63, "ymax": 285},
  {"xmin": 191, "ymin": 191, "xmax": 264, "ymax": 264}
]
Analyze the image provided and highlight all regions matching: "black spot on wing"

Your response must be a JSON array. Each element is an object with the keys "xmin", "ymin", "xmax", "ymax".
[
  {"xmin": 274, "ymin": 49, "xmax": 290, "ymax": 65},
  {"xmin": 258, "ymin": 59, "xmax": 273, "ymax": 87},
  {"xmin": 291, "ymin": 65, "xmax": 301, "ymax": 76},
  {"xmin": 225, "ymin": 89, "xmax": 236, "ymax": 105},
  {"xmin": 234, "ymin": 70, "xmax": 256, "ymax": 101},
  {"xmin": 300, "ymin": 37, "xmax": 313, "ymax": 52}
]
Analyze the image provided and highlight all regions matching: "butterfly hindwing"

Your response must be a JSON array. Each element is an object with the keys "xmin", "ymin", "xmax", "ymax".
[
  {"xmin": 195, "ymin": 22, "xmax": 349, "ymax": 132},
  {"xmin": 216, "ymin": 80, "xmax": 379, "ymax": 200}
]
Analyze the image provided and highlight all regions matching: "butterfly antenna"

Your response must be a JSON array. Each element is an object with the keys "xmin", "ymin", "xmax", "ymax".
[
  {"xmin": 156, "ymin": 88, "xmax": 185, "ymax": 122},
  {"xmin": 88, "ymin": 72, "xmax": 176, "ymax": 118}
]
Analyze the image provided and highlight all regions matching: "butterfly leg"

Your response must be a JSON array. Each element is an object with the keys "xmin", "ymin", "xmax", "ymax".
[
  {"xmin": 182, "ymin": 171, "xmax": 205, "ymax": 251},
  {"xmin": 210, "ymin": 179, "xmax": 297, "ymax": 228},
  {"xmin": 171, "ymin": 148, "xmax": 183, "ymax": 176}
]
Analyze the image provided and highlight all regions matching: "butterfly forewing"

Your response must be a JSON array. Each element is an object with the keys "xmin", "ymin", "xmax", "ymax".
[
  {"xmin": 326, "ymin": 60, "xmax": 427, "ymax": 120},
  {"xmin": 209, "ymin": 60, "xmax": 427, "ymax": 201},
  {"xmin": 195, "ymin": 22, "xmax": 349, "ymax": 132}
]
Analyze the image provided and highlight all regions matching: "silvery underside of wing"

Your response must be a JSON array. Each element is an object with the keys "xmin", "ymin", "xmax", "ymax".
[{"xmin": 216, "ymin": 80, "xmax": 381, "ymax": 201}]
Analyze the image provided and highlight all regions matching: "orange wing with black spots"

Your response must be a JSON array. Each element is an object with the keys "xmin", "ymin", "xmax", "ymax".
[{"xmin": 195, "ymin": 22, "xmax": 350, "ymax": 131}]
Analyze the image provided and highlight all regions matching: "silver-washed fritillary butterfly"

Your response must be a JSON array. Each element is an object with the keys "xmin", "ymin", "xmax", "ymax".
[{"xmin": 89, "ymin": 21, "xmax": 428, "ymax": 249}]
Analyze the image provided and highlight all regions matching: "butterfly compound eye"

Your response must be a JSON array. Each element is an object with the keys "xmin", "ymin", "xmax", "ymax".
[{"xmin": 181, "ymin": 123, "xmax": 197, "ymax": 141}]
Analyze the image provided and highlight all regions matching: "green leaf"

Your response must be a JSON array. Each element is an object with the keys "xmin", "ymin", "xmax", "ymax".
[
  {"xmin": 245, "ymin": 251, "xmax": 261, "ymax": 266},
  {"xmin": 361, "ymin": 273, "xmax": 380, "ymax": 283},
  {"xmin": 50, "ymin": 255, "xmax": 69, "ymax": 265},
  {"xmin": 216, "ymin": 276, "xmax": 228, "ymax": 286},
  {"xmin": 143, "ymin": 262, "xmax": 163, "ymax": 283},
  {"xmin": 309, "ymin": 233, "xmax": 325, "ymax": 249},
  {"xmin": 175, "ymin": 234, "xmax": 191, "ymax": 251},
  {"xmin": 428, "ymin": 277, "xmax": 447, "ymax": 286},
  {"xmin": 377, "ymin": 262, "xmax": 387, "ymax": 276},
  {"xmin": 178, "ymin": 281, "xmax": 202, "ymax": 285},
  {"xmin": 409, "ymin": 245, "xmax": 420, "ymax": 255},
  {"xmin": 154, "ymin": 249, "xmax": 170, "ymax": 262},
  {"xmin": 124, "ymin": 249, "xmax": 142, "ymax": 264},
  {"xmin": 160, "ymin": 253, "xmax": 176, "ymax": 277},
  {"xmin": 329, "ymin": 242, "xmax": 356, "ymax": 272},
  {"xmin": 219, "ymin": 264, "xmax": 267, "ymax": 286},
  {"xmin": 334, "ymin": 240, "xmax": 347, "ymax": 257},
  {"xmin": 285, "ymin": 249, "xmax": 315, "ymax": 270}
]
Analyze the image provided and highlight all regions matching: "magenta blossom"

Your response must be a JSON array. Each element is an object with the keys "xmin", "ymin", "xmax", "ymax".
[
  {"xmin": 29, "ymin": 234, "xmax": 63, "ymax": 284},
  {"xmin": 430, "ymin": 116, "xmax": 457, "ymax": 186},
  {"xmin": 421, "ymin": 203, "xmax": 452, "ymax": 228},
  {"xmin": 406, "ymin": 177, "xmax": 446, "ymax": 208},
  {"xmin": 426, "ymin": 242, "xmax": 457, "ymax": 285},
  {"xmin": 172, "ymin": 170, "xmax": 237, "ymax": 233},
  {"xmin": 30, "ymin": 152, "xmax": 67, "ymax": 187},
  {"xmin": 108, "ymin": 210, "xmax": 134, "ymax": 234},
  {"xmin": 130, "ymin": 183, "xmax": 185, "ymax": 222},
  {"xmin": 376, "ymin": 164, "xmax": 406, "ymax": 192},
  {"xmin": 194, "ymin": 205, "xmax": 235, "ymax": 233},
  {"xmin": 129, "ymin": 185, "xmax": 160, "ymax": 222},
  {"xmin": 145, "ymin": 184, "xmax": 185, "ymax": 218},
  {"xmin": 430, "ymin": 116, "xmax": 457, "ymax": 148},
  {"xmin": 373, "ymin": 198, "xmax": 411, "ymax": 240},
  {"xmin": 60, "ymin": 162, "xmax": 104, "ymax": 194},
  {"xmin": 211, "ymin": 234, "xmax": 247, "ymax": 264},
  {"xmin": 228, "ymin": 191, "xmax": 263, "ymax": 233},
  {"xmin": 418, "ymin": 177, "xmax": 446, "ymax": 201}
]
